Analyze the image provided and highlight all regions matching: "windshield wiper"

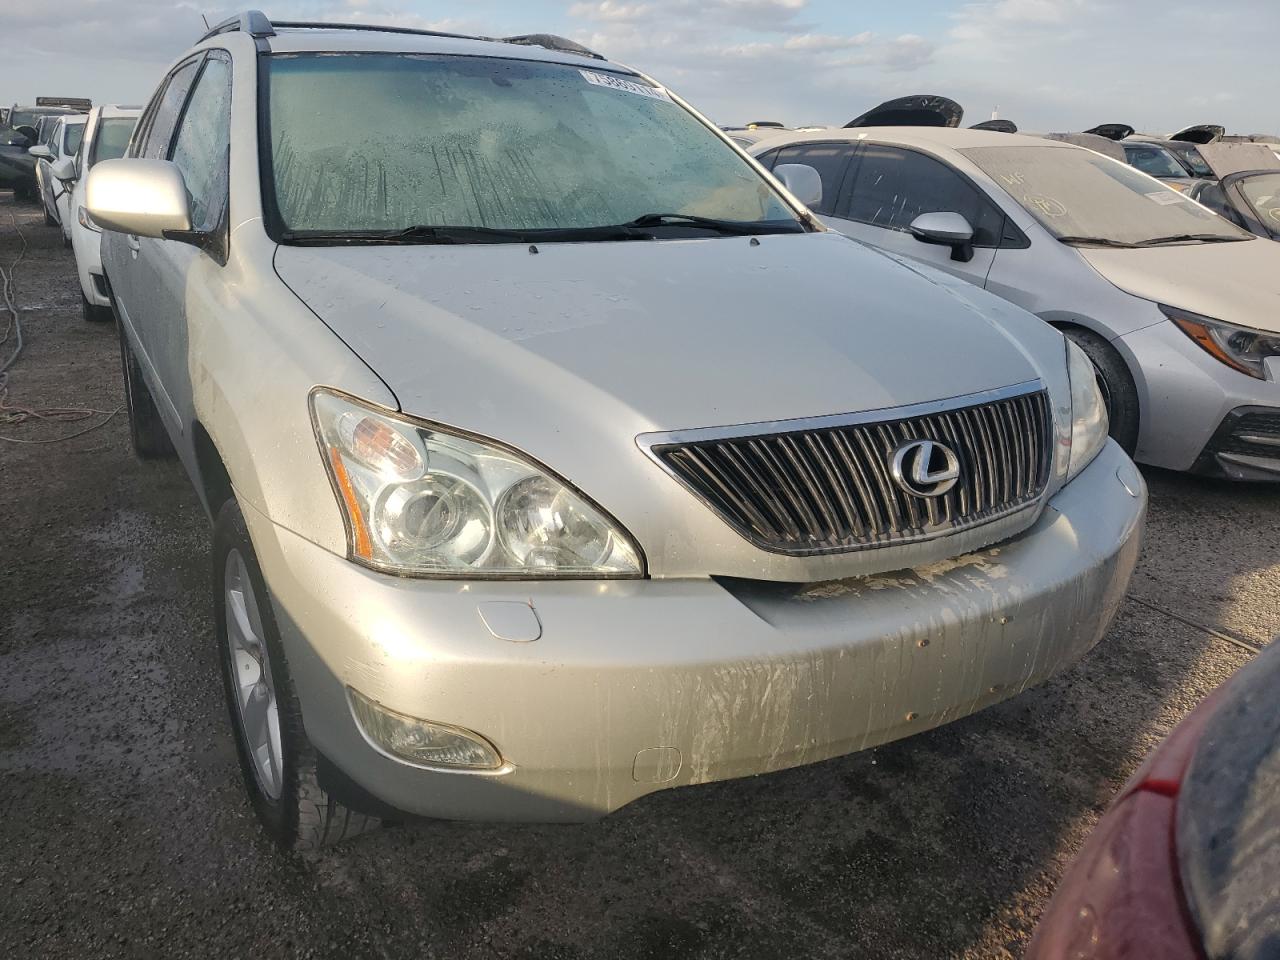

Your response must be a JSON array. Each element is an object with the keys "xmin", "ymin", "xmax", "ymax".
[
  {"xmin": 1134, "ymin": 233, "xmax": 1250, "ymax": 246},
  {"xmin": 1056, "ymin": 236, "xmax": 1142, "ymax": 249},
  {"xmin": 621, "ymin": 213, "xmax": 805, "ymax": 235},
  {"xmin": 282, "ymin": 224, "xmax": 653, "ymax": 246}
]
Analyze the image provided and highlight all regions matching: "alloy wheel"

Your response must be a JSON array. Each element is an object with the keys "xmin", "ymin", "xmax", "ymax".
[{"xmin": 223, "ymin": 549, "xmax": 284, "ymax": 800}]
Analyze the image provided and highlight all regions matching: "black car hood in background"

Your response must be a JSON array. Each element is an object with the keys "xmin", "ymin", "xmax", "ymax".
[
  {"xmin": 1170, "ymin": 124, "xmax": 1225, "ymax": 145},
  {"xmin": 1084, "ymin": 123, "xmax": 1135, "ymax": 141},
  {"xmin": 970, "ymin": 119, "xmax": 1018, "ymax": 133},
  {"xmin": 845, "ymin": 95, "xmax": 963, "ymax": 128},
  {"xmin": 1178, "ymin": 640, "xmax": 1280, "ymax": 960}
]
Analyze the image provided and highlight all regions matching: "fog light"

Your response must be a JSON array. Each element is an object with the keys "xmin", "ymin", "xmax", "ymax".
[{"xmin": 348, "ymin": 688, "xmax": 503, "ymax": 770}]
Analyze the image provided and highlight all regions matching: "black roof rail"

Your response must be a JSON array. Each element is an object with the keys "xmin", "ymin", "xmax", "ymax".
[
  {"xmin": 199, "ymin": 10, "xmax": 275, "ymax": 43},
  {"xmin": 270, "ymin": 19, "xmax": 492, "ymax": 44},
  {"xmin": 197, "ymin": 14, "xmax": 607, "ymax": 60},
  {"xmin": 502, "ymin": 34, "xmax": 605, "ymax": 60}
]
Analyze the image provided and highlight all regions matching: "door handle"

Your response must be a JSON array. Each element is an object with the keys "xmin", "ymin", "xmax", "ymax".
[{"xmin": 127, "ymin": 234, "xmax": 140, "ymax": 257}]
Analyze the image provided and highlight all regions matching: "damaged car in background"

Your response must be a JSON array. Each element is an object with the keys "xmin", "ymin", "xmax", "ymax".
[
  {"xmin": 754, "ymin": 124, "xmax": 1280, "ymax": 481},
  {"xmin": 88, "ymin": 12, "xmax": 1144, "ymax": 850}
]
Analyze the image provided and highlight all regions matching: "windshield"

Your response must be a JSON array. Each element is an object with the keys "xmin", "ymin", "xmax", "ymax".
[
  {"xmin": 90, "ymin": 117, "xmax": 137, "ymax": 167},
  {"xmin": 264, "ymin": 53, "xmax": 799, "ymax": 239},
  {"xmin": 1123, "ymin": 143, "xmax": 1187, "ymax": 179},
  {"xmin": 1239, "ymin": 174, "xmax": 1280, "ymax": 236},
  {"xmin": 1169, "ymin": 143, "xmax": 1213, "ymax": 177},
  {"xmin": 9, "ymin": 110, "xmax": 40, "ymax": 129},
  {"xmin": 961, "ymin": 145, "xmax": 1249, "ymax": 244}
]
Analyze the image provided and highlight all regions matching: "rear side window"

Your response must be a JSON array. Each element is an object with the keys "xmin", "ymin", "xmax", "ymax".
[
  {"xmin": 843, "ymin": 144, "xmax": 1007, "ymax": 246},
  {"xmin": 170, "ymin": 54, "xmax": 232, "ymax": 232},
  {"xmin": 137, "ymin": 58, "xmax": 201, "ymax": 160},
  {"xmin": 762, "ymin": 143, "xmax": 855, "ymax": 217}
]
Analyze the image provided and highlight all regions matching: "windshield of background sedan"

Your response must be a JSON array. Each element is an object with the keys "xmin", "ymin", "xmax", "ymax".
[
  {"xmin": 1124, "ymin": 144, "xmax": 1187, "ymax": 180},
  {"xmin": 961, "ymin": 145, "xmax": 1250, "ymax": 245},
  {"xmin": 1169, "ymin": 143, "xmax": 1213, "ymax": 177},
  {"xmin": 265, "ymin": 54, "xmax": 799, "ymax": 238},
  {"xmin": 1240, "ymin": 174, "xmax": 1280, "ymax": 236},
  {"xmin": 89, "ymin": 118, "xmax": 137, "ymax": 167}
]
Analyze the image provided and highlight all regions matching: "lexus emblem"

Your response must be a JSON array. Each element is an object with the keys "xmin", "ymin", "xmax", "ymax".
[{"xmin": 890, "ymin": 439, "xmax": 961, "ymax": 498}]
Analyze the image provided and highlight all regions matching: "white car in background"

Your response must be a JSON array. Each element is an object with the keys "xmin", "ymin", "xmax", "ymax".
[
  {"xmin": 753, "ymin": 128, "xmax": 1280, "ymax": 481},
  {"xmin": 52, "ymin": 105, "xmax": 141, "ymax": 321},
  {"xmin": 29, "ymin": 115, "xmax": 86, "ymax": 231}
]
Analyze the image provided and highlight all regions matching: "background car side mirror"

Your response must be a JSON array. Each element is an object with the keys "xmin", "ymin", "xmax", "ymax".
[
  {"xmin": 86, "ymin": 158, "xmax": 192, "ymax": 239},
  {"xmin": 910, "ymin": 212, "xmax": 976, "ymax": 263},
  {"xmin": 14, "ymin": 125, "xmax": 38, "ymax": 145},
  {"xmin": 50, "ymin": 157, "xmax": 77, "ymax": 183},
  {"xmin": 28, "ymin": 144, "xmax": 52, "ymax": 160},
  {"xmin": 773, "ymin": 163, "xmax": 823, "ymax": 209}
]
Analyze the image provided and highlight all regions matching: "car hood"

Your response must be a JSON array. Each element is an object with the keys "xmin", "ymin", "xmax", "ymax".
[
  {"xmin": 275, "ymin": 231, "xmax": 1069, "ymax": 580},
  {"xmin": 274, "ymin": 232, "xmax": 1046, "ymax": 436},
  {"xmin": 1079, "ymin": 239, "xmax": 1280, "ymax": 333}
]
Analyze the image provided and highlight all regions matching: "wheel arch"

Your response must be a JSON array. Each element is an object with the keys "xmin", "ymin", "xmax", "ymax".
[{"xmin": 191, "ymin": 419, "xmax": 236, "ymax": 522}]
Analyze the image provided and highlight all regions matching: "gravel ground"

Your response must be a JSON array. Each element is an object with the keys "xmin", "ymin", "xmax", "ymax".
[{"xmin": 0, "ymin": 192, "xmax": 1275, "ymax": 960}]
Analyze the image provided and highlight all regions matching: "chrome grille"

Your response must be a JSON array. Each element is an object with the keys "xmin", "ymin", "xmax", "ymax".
[{"xmin": 645, "ymin": 386, "xmax": 1052, "ymax": 556}]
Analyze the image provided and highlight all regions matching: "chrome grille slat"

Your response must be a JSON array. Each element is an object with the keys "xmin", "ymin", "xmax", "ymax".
[{"xmin": 649, "ymin": 387, "xmax": 1052, "ymax": 556}]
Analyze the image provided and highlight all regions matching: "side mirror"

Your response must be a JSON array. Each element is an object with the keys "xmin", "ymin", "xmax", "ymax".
[
  {"xmin": 28, "ymin": 144, "xmax": 52, "ymax": 160},
  {"xmin": 773, "ymin": 163, "xmax": 823, "ymax": 208},
  {"xmin": 86, "ymin": 158, "xmax": 192, "ymax": 239},
  {"xmin": 909, "ymin": 212, "xmax": 976, "ymax": 263},
  {"xmin": 50, "ymin": 157, "xmax": 77, "ymax": 183},
  {"xmin": 14, "ymin": 125, "xmax": 38, "ymax": 144}
]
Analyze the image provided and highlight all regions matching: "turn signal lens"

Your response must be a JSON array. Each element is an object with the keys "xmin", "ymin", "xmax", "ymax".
[{"xmin": 77, "ymin": 205, "xmax": 100, "ymax": 233}]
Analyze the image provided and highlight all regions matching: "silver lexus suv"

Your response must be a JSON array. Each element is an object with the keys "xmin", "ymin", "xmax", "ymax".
[{"xmin": 88, "ymin": 12, "xmax": 1146, "ymax": 850}]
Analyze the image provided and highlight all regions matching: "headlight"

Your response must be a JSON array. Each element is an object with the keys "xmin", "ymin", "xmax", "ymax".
[
  {"xmin": 1163, "ymin": 305, "xmax": 1280, "ymax": 380},
  {"xmin": 1065, "ymin": 339, "xmax": 1109, "ymax": 481},
  {"xmin": 311, "ymin": 389, "xmax": 644, "ymax": 578},
  {"xmin": 77, "ymin": 205, "xmax": 100, "ymax": 233}
]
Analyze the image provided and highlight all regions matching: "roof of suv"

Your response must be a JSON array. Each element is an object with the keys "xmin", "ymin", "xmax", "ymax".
[
  {"xmin": 95, "ymin": 105, "xmax": 143, "ymax": 119},
  {"xmin": 266, "ymin": 27, "xmax": 608, "ymax": 66},
  {"xmin": 192, "ymin": 15, "xmax": 623, "ymax": 73}
]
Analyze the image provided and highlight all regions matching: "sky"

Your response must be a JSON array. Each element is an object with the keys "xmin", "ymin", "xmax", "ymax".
[{"xmin": 0, "ymin": 0, "xmax": 1273, "ymax": 135}]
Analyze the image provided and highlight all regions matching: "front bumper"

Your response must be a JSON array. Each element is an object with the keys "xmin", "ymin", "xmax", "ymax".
[
  {"xmin": 1119, "ymin": 319, "xmax": 1280, "ymax": 474},
  {"xmin": 69, "ymin": 220, "xmax": 107, "ymax": 307},
  {"xmin": 1190, "ymin": 407, "xmax": 1280, "ymax": 480},
  {"xmin": 243, "ymin": 441, "xmax": 1146, "ymax": 823}
]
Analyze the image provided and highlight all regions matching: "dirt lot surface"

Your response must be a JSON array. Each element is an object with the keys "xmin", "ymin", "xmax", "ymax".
[{"xmin": 1, "ymin": 193, "xmax": 1275, "ymax": 959}]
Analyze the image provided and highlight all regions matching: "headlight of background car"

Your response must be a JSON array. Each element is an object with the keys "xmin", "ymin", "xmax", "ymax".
[
  {"xmin": 77, "ymin": 205, "xmax": 100, "ymax": 233},
  {"xmin": 1065, "ymin": 339, "xmax": 1109, "ymax": 481},
  {"xmin": 311, "ymin": 390, "xmax": 644, "ymax": 578},
  {"xmin": 1163, "ymin": 305, "xmax": 1280, "ymax": 380}
]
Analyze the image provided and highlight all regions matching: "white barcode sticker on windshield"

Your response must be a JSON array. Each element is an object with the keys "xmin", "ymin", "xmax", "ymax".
[
  {"xmin": 1146, "ymin": 191, "xmax": 1186, "ymax": 206},
  {"xmin": 580, "ymin": 70, "xmax": 673, "ymax": 102}
]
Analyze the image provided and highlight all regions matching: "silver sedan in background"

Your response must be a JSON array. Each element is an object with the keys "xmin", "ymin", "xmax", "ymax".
[{"xmin": 754, "ymin": 128, "xmax": 1280, "ymax": 480}]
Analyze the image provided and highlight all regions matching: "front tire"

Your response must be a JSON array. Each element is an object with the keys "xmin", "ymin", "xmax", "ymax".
[
  {"xmin": 213, "ymin": 500, "xmax": 380, "ymax": 851},
  {"xmin": 114, "ymin": 310, "xmax": 176, "ymax": 460},
  {"xmin": 1064, "ymin": 327, "xmax": 1140, "ymax": 456}
]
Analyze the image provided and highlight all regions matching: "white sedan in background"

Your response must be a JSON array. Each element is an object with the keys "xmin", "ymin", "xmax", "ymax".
[
  {"xmin": 51, "ymin": 105, "xmax": 141, "ymax": 322},
  {"xmin": 753, "ymin": 128, "xmax": 1280, "ymax": 481},
  {"xmin": 29, "ymin": 115, "xmax": 86, "ymax": 233}
]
